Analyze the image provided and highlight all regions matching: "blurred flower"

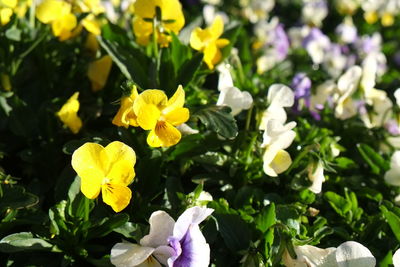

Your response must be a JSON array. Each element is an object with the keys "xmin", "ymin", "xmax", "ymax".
[
  {"xmin": 260, "ymin": 84, "xmax": 294, "ymax": 130},
  {"xmin": 133, "ymin": 85, "xmax": 189, "ymax": 147},
  {"xmin": 133, "ymin": 0, "xmax": 185, "ymax": 47},
  {"xmin": 292, "ymin": 73, "xmax": 311, "ymax": 113},
  {"xmin": 310, "ymin": 80, "xmax": 335, "ymax": 113},
  {"xmin": 323, "ymin": 44, "xmax": 347, "ymax": 78},
  {"xmin": 71, "ymin": 141, "xmax": 136, "ymax": 212},
  {"xmin": 302, "ymin": 0, "xmax": 328, "ymax": 27},
  {"xmin": 203, "ymin": 4, "xmax": 229, "ymax": 26},
  {"xmin": 56, "ymin": 92, "xmax": 82, "ymax": 134},
  {"xmin": 336, "ymin": 17, "xmax": 357, "ymax": 44},
  {"xmin": 335, "ymin": 0, "xmax": 360, "ymax": 15},
  {"xmin": 307, "ymin": 161, "xmax": 325, "ymax": 194},
  {"xmin": 112, "ymin": 85, "xmax": 139, "ymax": 128},
  {"xmin": 87, "ymin": 55, "xmax": 113, "ymax": 91},
  {"xmin": 334, "ymin": 66, "xmax": 362, "ymax": 120},
  {"xmin": 302, "ymin": 27, "xmax": 330, "ymax": 65},
  {"xmin": 0, "ymin": 0, "xmax": 17, "ymax": 25},
  {"xmin": 394, "ymin": 248, "xmax": 400, "ymax": 267},
  {"xmin": 111, "ymin": 206, "xmax": 213, "ymax": 267},
  {"xmin": 261, "ymin": 119, "xmax": 296, "ymax": 177},
  {"xmin": 283, "ymin": 241, "xmax": 376, "ymax": 267},
  {"xmin": 255, "ymin": 18, "xmax": 289, "ymax": 73},
  {"xmin": 240, "ymin": 0, "xmax": 275, "ymax": 23},
  {"xmin": 216, "ymin": 64, "xmax": 253, "ymax": 116},
  {"xmin": 36, "ymin": 0, "xmax": 78, "ymax": 41},
  {"xmin": 395, "ymin": 88, "xmax": 400, "ymax": 106},
  {"xmin": 190, "ymin": 16, "xmax": 230, "ymax": 69},
  {"xmin": 384, "ymin": 151, "xmax": 400, "ymax": 186}
]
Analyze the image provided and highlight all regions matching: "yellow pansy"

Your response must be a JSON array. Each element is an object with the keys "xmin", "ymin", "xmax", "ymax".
[
  {"xmin": 0, "ymin": 0, "xmax": 17, "ymax": 25},
  {"xmin": 74, "ymin": 0, "xmax": 104, "ymax": 15},
  {"xmin": 87, "ymin": 55, "xmax": 113, "ymax": 91},
  {"xmin": 112, "ymin": 86, "xmax": 139, "ymax": 128},
  {"xmin": 71, "ymin": 141, "xmax": 136, "ymax": 212},
  {"xmin": 81, "ymin": 14, "xmax": 101, "ymax": 36},
  {"xmin": 133, "ymin": 85, "xmax": 189, "ymax": 147},
  {"xmin": 132, "ymin": 0, "xmax": 185, "ymax": 47},
  {"xmin": 190, "ymin": 16, "xmax": 230, "ymax": 69},
  {"xmin": 56, "ymin": 92, "xmax": 82, "ymax": 134},
  {"xmin": 36, "ymin": 0, "xmax": 78, "ymax": 40}
]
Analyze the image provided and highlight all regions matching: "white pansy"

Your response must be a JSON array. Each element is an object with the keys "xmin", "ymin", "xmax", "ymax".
[
  {"xmin": 393, "ymin": 248, "xmax": 400, "ymax": 267},
  {"xmin": 310, "ymin": 80, "xmax": 336, "ymax": 112},
  {"xmin": 260, "ymin": 84, "xmax": 295, "ymax": 130},
  {"xmin": 203, "ymin": 5, "xmax": 229, "ymax": 26},
  {"xmin": 240, "ymin": 0, "xmax": 275, "ymax": 23},
  {"xmin": 262, "ymin": 119, "xmax": 296, "ymax": 177},
  {"xmin": 216, "ymin": 64, "xmax": 253, "ymax": 116},
  {"xmin": 394, "ymin": 88, "xmax": 400, "ymax": 107},
  {"xmin": 361, "ymin": 55, "xmax": 378, "ymax": 93},
  {"xmin": 111, "ymin": 211, "xmax": 176, "ymax": 267},
  {"xmin": 284, "ymin": 241, "xmax": 376, "ymax": 267},
  {"xmin": 384, "ymin": 151, "xmax": 400, "ymax": 186},
  {"xmin": 360, "ymin": 88, "xmax": 392, "ymax": 128},
  {"xmin": 302, "ymin": 0, "xmax": 328, "ymax": 27},
  {"xmin": 336, "ymin": 16, "xmax": 357, "ymax": 44},
  {"xmin": 308, "ymin": 161, "xmax": 325, "ymax": 194},
  {"xmin": 335, "ymin": 66, "xmax": 362, "ymax": 120}
]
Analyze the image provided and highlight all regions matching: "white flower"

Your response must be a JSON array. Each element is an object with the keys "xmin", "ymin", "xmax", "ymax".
[
  {"xmin": 302, "ymin": 0, "xmax": 328, "ymax": 27},
  {"xmin": 335, "ymin": 66, "xmax": 362, "ymax": 120},
  {"xmin": 308, "ymin": 161, "xmax": 325, "ymax": 194},
  {"xmin": 260, "ymin": 84, "xmax": 295, "ymax": 130},
  {"xmin": 394, "ymin": 88, "xmax": 400, "ymax": 107},
  {"xmin": 216, "ymin": 64, "xmax": 253, "ymax": 116},
  {"xmin": 240, "ymin": 0, "xmax": 275, "ymax": 23},
  {"xmin": 310, "ymin": 80, "xmax": 336, "ymax": 112},
  {"xmin": 393, "ymin": 248, "xmax": 400, "ymax": 267},
  {"xmin": 262, "ymin": 119, "xmax": 296, "ymax": 177},
  {"xmin": 283, "ymin": 241, "xmax": 376, "ymax": 267},
  {"xmin": 360, "ymin": 88, "xmax": 393, "ymax": 128},
  {"xmin": 384, "ymin": 151, "xmax": 400, "ymax": 186},
  {"xmin": 336, "ymin": 16, "xmax": 357, "ymax": 44},
  {"xmin": 203, "ymin": 5, "xmax": 229, "ymax": 26}
]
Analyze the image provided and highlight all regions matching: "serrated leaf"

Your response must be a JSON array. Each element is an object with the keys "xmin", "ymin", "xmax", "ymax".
[
  {"xmin": 194, "ymin": 106, "xmax": 238, "ymax": 138},
  {"xmin": 0, "ymin": 232, "xmax": 52, "ymax": 253}
]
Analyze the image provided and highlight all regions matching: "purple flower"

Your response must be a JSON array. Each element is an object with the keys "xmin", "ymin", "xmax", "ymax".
[
  {"xmin": 292, "ymin": 73, "xmax": 312, "ymax": 112},
  {"xmin": 274, "ymin": 24, "xmax": 290, "ymax": 61},
  {"xmin": 385, "ymin": 120, "xmax": 400, "ymax": 135},
  {"xmin": 167, "ymin": 207, "xmax": 214, "ymax": 267},
  {"xmin": 302, "ymin": 28, "xmax": 331, "ymax": 64}
]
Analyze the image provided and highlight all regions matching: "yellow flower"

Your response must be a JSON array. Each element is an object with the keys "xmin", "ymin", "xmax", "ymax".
[
  {"xmin": 190, "ymin": 16, "xmax": 230, "ymax": 70},
  {"xmin": 112, "ymin": 86, "xmax": 139, "ymax": 128},
  {"xmin": 87, "ymin": 55, "xmax": 113, "ymax": 91},
  {"xmin": 364, "ymin": 11, "xmax": 378, "ymax": 24},
  {"xmin": 134, "ymin": 85, "xmax": 189, "ymax": 147},
  {"xmin": 81, "ymin": 14, "xmax": 101, "ymax": 36},
  {"xmin": 56, "ymin": 92, "xmax": 82, "ymax": 134},
  {"xmin": 71, "ymin": 141, "xmax": 136, "ymax": 212},
  {"xmin": 381, "ymin": 13, "xmax": 394, "ymax": 27},
  {"xmin": 132, "ymin": 0, "xmax": 185, "ymax": 47},
  {"xmin": 0, "ymin": 0, "xmax": 17, "ymax": 25},
  {"xmin": 36, "ymin": 0, "xmax": 78, "ymax": 40}
]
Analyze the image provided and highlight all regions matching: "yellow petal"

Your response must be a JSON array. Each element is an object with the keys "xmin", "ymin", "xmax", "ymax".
[
  {"xmin": 209, "ymin": 16, "xmax": 224, "ymax": 39},
  {"xmin": 52, "ymin": 13, "xmax": 77, "ymax": 38},
  {"xmin": 82, "ymin": 14, "xmax": 101, "ymax": 36},
  {"xmin": 104, "ymin": 141, "xmax": 136, "ymax": 169},
  {"xmin": 364, "ymin": 11, "xmax": 378, "ymax": 24},
  {"xmin": 166, "ymin": 85, "xmax": 185, "ymax": 109},
  {"xmin": 190, "ymin": 27, "xmax": 206, "ymax": 51},
  {"xmin": 203, "ymin": 44, "xmax": 218, "ymax": 70},
  {"xmin": 136, "ymin": 103, "xmax": 161, "ymax": 130},
  {"xmin": 154, "ymin": 121, "xmax": 181, "ymax": 147},
  {"xmin": 146, "ymin": 129, "xmax": 163, "ymax": 147},
  {"xmin": 71, "ymin": 142, "xmax": 107, "ymax": 179},
  {"xmin": 85, "ymin": 33, "xmax": 99, "ymax": 54},
  {"xmin": 79, "ymin": 169, "xmax": 103, "ymax": 199},
  {"xmin": 0, "ymin": 7, "xmax": 13, "ymax": 25},
  {"xmin": 36, "ymin": 0, "xmax": 71, "ymax": 24},
  {"xmin": 133, "ymin": 0, "xmax": 158, "ymax": 19},
  {"xmin": 88, "ymin": 55, "xmax": 113, "ymax": 91},
  {"xmin": 381, "ymin": 13, "xmax": 394, "ymax": 27},
  {"xmin": 163, "ymin": 107, "xmax": 189, "ymax": 126},
  {"xmin": 102, "ymin": 183, "xmax": 132, "ymax": 212},
  {"xmin": 132, "ymin": 17, "xmax": 153, "ymax": 46},
  {"xmin": 107, "ymin": 160, "xmax": 135, "ymax": 186},
  {"xmin": 56, "ymin": 92, "xmax": 82, "ymax": 134},
  {"xmin": 1, "ymin": 0, "xmax": 17, "ymax": 8},
  {"xmin": 216, "ymin": 38, "xmax": 230, "ymax": 48},
  {"xmin": 267, "ymin": 149, "xmax": 292, "ymax": 176},
  {"xmin": 112, "ymin": 87, "xmax": 139, "ymax": 128}
]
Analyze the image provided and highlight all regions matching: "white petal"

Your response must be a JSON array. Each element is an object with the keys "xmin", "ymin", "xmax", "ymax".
[
  {"xmin": 393, "ymin": 248, "xmax": 400, "ymax": 267},
  {"xmin": 391, "ymin": 151, "xmax": 400, "ymax": 169},
  {"xmin": 216, "ymin": 86, "xmax": 253, "ymax": 116},
  {"xmin": 337, "ymin": 66, "xmax": 362, "ymax": 95},
  {"xmin": 335, "ymin": 241, "xmax": 376, "ymax": 267},
  {"xmin": 308, "ymin": 162, "xmax": 325, "ymax": 194},
  {"xmin": 259, "ymin": 107, "xmax": 287, "ymax": 130},
  {"xmin": 283, "ymin": 245, "xmax": 336, "ymax": 267},
  {"xmin": 384, "ymin": 169, "xmax": 400, "ymax": 186},
  {"xmin": 173, "ymin": 207, "xmax": 214, "ymax": 240},
  {"xmin": 153, "ymin": 245, "xmax": 176, "ymax": 265},
  {"xmin": 176, "ymin": 123, "xmax": 199, "ymax": 135},
  {"xmin": 267, "ymin": 84, "xmax": 295, "ymax": 108},
  {"xmin": 361, "ymin": 55, "xmax": 377, "ymax": 92},
  {"xmin": 217, "ymin": 64, "xmax": 234, "ymax": 90},
  {"xmin": 394, "ymin": 88, "xmax": 400, "ymax": 107},
  {"xmin": 110, "ymin": 243, "xmax": 155, "ymax": 267},
  {"xmin": 140, "ymin": 211, "xmax": 175, "ymax": 248},
  {"xmin": 263, "ymin": 149, "xmax": 292, "ymax": 177}
]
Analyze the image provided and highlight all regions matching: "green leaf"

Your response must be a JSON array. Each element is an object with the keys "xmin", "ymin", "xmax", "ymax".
[
  {"xmin": 324, "ymin": 191, "xmax": 351, "ymax": 218},
  {"xmin": 99, "ymin": 38, "xmax": 149, "ymax": 88},
  {"xmin": 113, "ymin": 222, "xmax": 141, "ymax": 240},
  {"xmin": 381, "ymin": 206, "xmax": 400, "ymax": 242},
  {"xmin": 357, "ymin": 143, "xmax": 389, "ymax": 174},
  {"xmin": 88, "ymin": 213, "xmax": 129, "ymax": 240},
  {"xmin": 214, "ymin": 213, "xmax": 250, "ymax": 252},
  {"xmin": 194, "ymin": 106, "xmax": 238, "ymax": 139},
  {"xmin": 221, "ymin": 23, "xmax": 242, "ymax": 60},
  {"xmin": 255, "ymin": 203, "xmax": 276, "ymax": 233},
  {"xmin": 176, "ymin": 52, "xmax": 203, "ymax": 87},
  {"xmin": 0, "ymin": 232, "xmax": 53, "ymax": 253},
  {"xmin": 5, "ymin": 27, "xmax": 21, "ymax": 41},
  {"xmin": 0, "ymin": 185, "xmax": 38, "ymax": 211}
]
